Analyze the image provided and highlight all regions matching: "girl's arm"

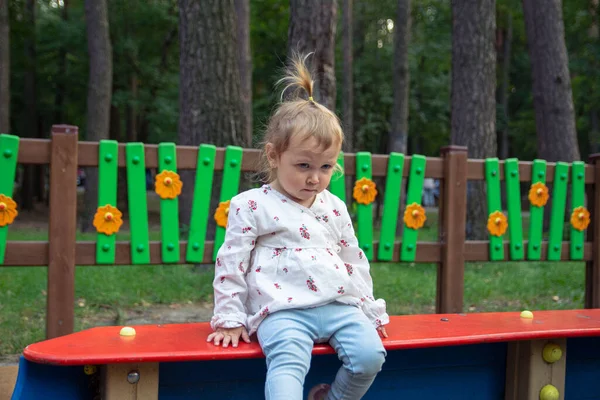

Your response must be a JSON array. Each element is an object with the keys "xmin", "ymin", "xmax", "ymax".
[
  {"xmin": 210, "ymin": 195, "xmax": 258, "ymax": 332},
  {"xmin": 337, "ymin": 204, "xmax": 390, "ymax": 329}
]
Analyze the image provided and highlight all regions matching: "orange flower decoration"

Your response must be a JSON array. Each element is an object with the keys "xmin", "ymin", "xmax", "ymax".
[
  {"xmin": 528, "ymin": 182, "xmax": 549, "ymax": 207},
  {"xmin": 403, "ymin": 203, "xmax": 427, "ymax": 229},
  {"xmin": 571, "ymin": 206, "xmax": 590, "ymax": 231},
  {"xmin": 0, "ymin": 194, "xmax": 18, "ymax": 227},
  {"xmin": 155, "ymin": 170, "xmax": 183, "ymax": 199},
  {"xmin": 93, "ymin": 204, "xmax": 123, "ymax": 235},
  {"xmin": 215, "ymin": 200, "xmax": 231, "ymax": 228},
  {"xmin": 353, "ymin": 177, "xmax": 377, "ymax": 205},
  {"xmin": 487, "ymin": 211, "xmax": 508, "ymax": 237}
]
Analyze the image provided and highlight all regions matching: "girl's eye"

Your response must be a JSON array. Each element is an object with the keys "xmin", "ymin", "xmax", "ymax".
[
  {"xmin": 298, "ymin": 163, "xmax": 310, "ymax": 169},
  {"xmin": 322, "ymin": 164, "xmax": 332, "ymax": 170}
]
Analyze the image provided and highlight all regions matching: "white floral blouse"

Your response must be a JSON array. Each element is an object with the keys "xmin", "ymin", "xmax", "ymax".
[{"xmin": 210, "ymin": 184, "xmax": 389, "ymax": 335}]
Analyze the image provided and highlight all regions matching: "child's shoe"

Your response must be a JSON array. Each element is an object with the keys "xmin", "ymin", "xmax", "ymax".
[{"xmin": 307, "ymin": 383, "xmax": 330, "ymax": 400}]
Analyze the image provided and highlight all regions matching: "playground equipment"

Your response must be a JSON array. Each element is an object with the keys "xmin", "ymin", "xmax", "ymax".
[
  {"xmin": 10, "ymin": 310, "xmax": 600, "ymax": 399},
  {"xmin": 2, "ymin": 125, "xmax": 600, "ymax": 398}
]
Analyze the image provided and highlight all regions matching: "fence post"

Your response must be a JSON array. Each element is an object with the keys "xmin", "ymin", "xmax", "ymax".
[
  {"xmin": 437, "ymin": 145, "xmax": 468, "ymax": 313},
  {"xmin": 47, "ymin": 124, "xmax": 78, "ymax": 338},
  {"xmin": 587, "ymin": 153, "xmax": 600, "ymax": 308}
]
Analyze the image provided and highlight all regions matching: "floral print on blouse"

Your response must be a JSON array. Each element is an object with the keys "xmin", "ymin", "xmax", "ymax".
[{"xmin": 210, "ymin": 184, "xmax": 389, "ymax": 335}]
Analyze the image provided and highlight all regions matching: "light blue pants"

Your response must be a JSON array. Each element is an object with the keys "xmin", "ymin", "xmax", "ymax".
[{"xmin": 257, "ymin": 303, "xmax": 387, "ymax": 400}]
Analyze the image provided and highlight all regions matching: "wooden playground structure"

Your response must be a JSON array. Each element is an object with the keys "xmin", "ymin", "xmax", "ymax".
[{"xmin": 2, "ymin": 125, "xmax": 600, "ymax": 399}]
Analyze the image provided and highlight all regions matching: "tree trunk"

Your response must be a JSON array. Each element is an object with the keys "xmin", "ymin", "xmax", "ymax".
[
  {"xmin": 451, "ymin": 0, "xmax": 497, "ymax": 240},
  {"xmin": 522, "ymin": 0, "xmax": 580, "ymax": 162},
  {"xmin": 234, "ymin": 0, "xmax": 252, "ymax": 147},
  {"xmin": 389, "ymin": 0, "xmax": 411, "ymax": 155},
  {"xmin": 287, "ymin": 0, "xmax": 338, "ymax": 111},
  {"xmin": 341, "ymin": 0, "xmax": 353, "ymax": 151},
  {"xmin": 389, "ymin": 0, "xmax": 412, "ymax": 235},
  {"xmin": 178, "ymin": 0, "xmax": 247, "ymax": 238},
  {"xmin": 499, "ymin": 12, "xmax": 512, "ymax": 160},
  {"xmin": 588, "ymin": 0, "xmax": 600, "ymax": 154},
  {"xmin": 81, "ymin": 0, "xmax": 113, "ymax": 232},
  {"xmin": 21, "ymin": 0, "xmax": 37, "ymax": 211},
  {"xmin": 54, "ymin": 0, "xmax": 69, "ymax": 125},
  {"xmin": 0, "ymin": 0, "xmax": 9, "ymax": 134}
]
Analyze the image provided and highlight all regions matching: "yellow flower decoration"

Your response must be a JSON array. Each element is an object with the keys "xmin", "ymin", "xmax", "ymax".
[
  {"xmin": 403, "ymin": 203, "xmax": 427, "ymax": 229},
  {"xmin": 155, "ymin": 170, "xmax": 183, "ymax": 199},
  {"xmin": 487, "ymin": 211, "xmax": 508, "ymax": 237},
  {"xmin": 93, "ymin": 204, "xmax": 123, "ymax": 235},
  {"xmin": 0, "ymin": 194, "xmax": 18, "ymax": 227},
  {"xmin": 215, "ymin": 200, "xmax": 231, "ymax": 228},
  {"xmin": 353, "ymin": 177, "xmax": 377, "ymax": 205},
  {"xmin": 571, "ymin": 206, "xmax": 590, "ymax": 231},
  {"xmin": 528, "ymin": 182, "xmax": 549, "ymax": 207}
]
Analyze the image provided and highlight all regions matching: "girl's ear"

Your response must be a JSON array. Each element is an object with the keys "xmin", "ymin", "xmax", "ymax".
[{"xmin": 265, "ymin": 143, "xmax": 278, "ymax": 168}]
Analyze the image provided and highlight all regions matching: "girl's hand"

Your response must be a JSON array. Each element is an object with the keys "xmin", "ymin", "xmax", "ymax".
[
  {"xmin": 207, "ymin": 326, "xmax": 251, "ymax": 348},
  {"xmin": 377, "ymin": 326, "xmax": 388, "ymax": 338}
]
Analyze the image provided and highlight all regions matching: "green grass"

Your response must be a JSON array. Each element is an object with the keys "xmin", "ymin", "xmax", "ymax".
[
  {"xmin": 371, "ymin": 261, "xmax": 585, "ymax": 316},
  {"xmin": 0, "ymin": 264, "xmax": 217, "ymax": 355},
  {"xmin": 0, "ymin": 208, "xmax": 587, "ymax": 355}
]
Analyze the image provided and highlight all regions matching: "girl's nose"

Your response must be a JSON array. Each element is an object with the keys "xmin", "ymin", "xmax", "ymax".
[{"xmin": 307, "ymin": 173, "xmax": 319, "ymax": 184}]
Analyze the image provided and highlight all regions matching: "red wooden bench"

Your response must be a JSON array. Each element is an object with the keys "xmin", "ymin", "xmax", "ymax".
[
  {"xmin": 22, "ymin": 309, "xmax": 600, "ymax": 364},
  {"xmin": 12, "ymin": 309, "xmax": 600, "ymax": 400}
]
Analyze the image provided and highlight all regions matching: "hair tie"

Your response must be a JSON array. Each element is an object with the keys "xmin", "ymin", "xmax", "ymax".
[{"xmin": 308, "ymin": 96, "xmax": 314, "ymax": 103}]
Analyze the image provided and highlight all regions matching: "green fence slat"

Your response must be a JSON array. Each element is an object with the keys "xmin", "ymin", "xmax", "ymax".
[
  {"xmin": 527, "ymin": 159, "xmax": 547, "ymax": 260},
  {"xmin": 0, "ymin": 134, "xmax": 19, "ymax": 196},
  {"xmin": 158, "ymin": 143, "xmax": 180, "ymax": 263},
  {"xmin": 485, "ymin": 158, "xmax": 504, "ymax": 261},
  {"xmin": 0, "ymin": 134, "xmax": 20, "ymax": 264},
  {"xmin": 96, "ymin": 140, "xmax": 119, "ymax": 264},
  {"xmin": 547, "ymin": 162, "xmax": 570, "ymax": 261},
  {"xmin": 504, "ymin": 158, "xmax": 524, "ymax": 260},
  {"xmin": 355, "ymin": 152, "xmax": 374, "ymax": 260},
  {"xmin": 186, "ymin": 144, "xmax": 216, "ymax": 263},
  {"xmin": 213, "ymin": 146, "xmax": 243, "ymax": 260},
  {"xmin": 570, "ymin": 161, "xmax": 586, "ymax": 260},
  {"xmin": 126, "ymin": 143, "xmax": 150, "ymax": 264},
  {"xmin": 378, "ymin": 153, "xmax": 405, "ymax": 261},
  {"xmin": 329, "ymin": 152, "xmax": 346, "ymax": 202},
  {"xmin": 400, "ymin": 155, "xmax": 426, "ymax": 262}
]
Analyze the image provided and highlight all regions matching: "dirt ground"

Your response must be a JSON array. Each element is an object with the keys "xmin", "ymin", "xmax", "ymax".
[{"xmin": 85, "ymin": 301, "xmax": 216, "ymax": 328}]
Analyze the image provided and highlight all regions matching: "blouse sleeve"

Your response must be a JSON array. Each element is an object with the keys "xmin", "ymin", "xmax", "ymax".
[
  {"xmin": 337, "ymin": 204, "xmax": 390, "ymax": 328},
  {"xmin": 210, "ymin": 195, "xmax": 258, "ymax": 331}
]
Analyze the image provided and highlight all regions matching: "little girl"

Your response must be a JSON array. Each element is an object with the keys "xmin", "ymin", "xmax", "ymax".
[{"xmin": 207, "ymin": 53, "xmax": 389, "ymax": 400}]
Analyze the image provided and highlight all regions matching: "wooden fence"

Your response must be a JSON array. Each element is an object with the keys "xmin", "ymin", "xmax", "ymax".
[{"xmin": 1, "ymin": 124, "xmax": 599, "ymax": 340}]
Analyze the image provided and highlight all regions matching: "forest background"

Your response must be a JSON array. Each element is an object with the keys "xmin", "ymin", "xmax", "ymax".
[
  {"xmin": 0, "ymin": 0, "xmax": 598, "ymax": 356},
  {"xmin": 0, "ymin": 0, "xmax": 597, "ymax": 238}
]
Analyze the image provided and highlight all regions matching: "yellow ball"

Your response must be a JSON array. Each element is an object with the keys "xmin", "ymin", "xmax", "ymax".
[
  {"xmin": 119, "ymin": 326, "xmax": 136, "ymax": 336},
  {"xmin": 84, "ymin": 365, "xmax": 97, "ymax": 375},
  {"xmin": 520, "ymin": 310, "xmax": 534, "ymax": 319},
  {"xmin": 539, "ymin": 384, "xmax": 559, "ymax": 400},
  {"xmin": 542, "ymin": 343, "xmax": 563, "ymax": 363}
]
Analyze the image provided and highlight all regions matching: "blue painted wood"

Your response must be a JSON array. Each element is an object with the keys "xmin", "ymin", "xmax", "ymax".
[
  {"xmin": 565, "ymin": 337, "xmax": 600, "ymax": 399},
  {"xmin": 158, "ymin": 343, "xmax": 507, "ymax": 399},
  {"xmin": 10, "ymin": 356, "xmax": 92, "ymax": 400}
]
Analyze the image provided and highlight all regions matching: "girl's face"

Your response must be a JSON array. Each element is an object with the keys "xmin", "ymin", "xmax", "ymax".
[{"xmin": 267, "ymin": 135, "xmax": 340, "ymax": 208}]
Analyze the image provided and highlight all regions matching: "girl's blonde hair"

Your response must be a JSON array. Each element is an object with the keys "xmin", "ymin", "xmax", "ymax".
[{"xmin": 256, "ymin": 52, "xmax": 344, "ymax": 183}]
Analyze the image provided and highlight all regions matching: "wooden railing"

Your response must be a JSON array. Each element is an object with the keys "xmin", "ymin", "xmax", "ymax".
[{"xmin": 1, "ymin": 124, "xmax": 599, "ymax": 340}]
